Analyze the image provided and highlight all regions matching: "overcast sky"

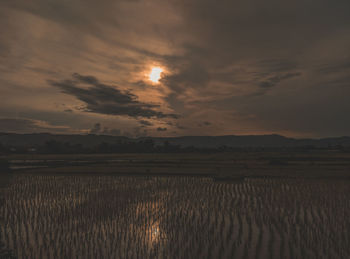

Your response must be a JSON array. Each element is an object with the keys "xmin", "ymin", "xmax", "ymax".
[{"xmin": 1, "ymin": 0, "xmax": 349, "ymax": 137}]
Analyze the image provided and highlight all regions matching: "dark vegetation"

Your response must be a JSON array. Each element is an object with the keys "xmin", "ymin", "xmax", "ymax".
[
  {"xmin": 1, "ymin": 133, "xmax": 350, "ymax": 154},
  {"xmin": 0, "ymin": 160, "xmax": 16, "ymax": 259},
  {"xmin": 1, "ymin": 175, "xmax": 349, "ymax": 258},
  {"xmin": 0, "ymin": 243, "xmax": 16, "ymax": 259}
]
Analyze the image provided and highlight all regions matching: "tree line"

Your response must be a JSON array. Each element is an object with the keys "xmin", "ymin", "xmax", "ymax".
[{"xmin": 0, "ymin": 139, "xmax": 349, "ymax": 154}]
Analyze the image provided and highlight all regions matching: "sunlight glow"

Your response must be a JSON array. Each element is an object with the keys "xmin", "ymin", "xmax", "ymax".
[{"xmin": 149, "ymin": 67, "xmax": 163, "ymax": 83}]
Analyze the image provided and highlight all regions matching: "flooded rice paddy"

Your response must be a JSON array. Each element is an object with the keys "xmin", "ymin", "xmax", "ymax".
[{"xmin": 1, "ymin": 174, "xmax": 349, "ymax": 258}]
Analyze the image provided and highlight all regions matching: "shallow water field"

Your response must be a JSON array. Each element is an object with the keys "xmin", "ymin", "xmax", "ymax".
[{"xmin": 1, "ymin": 174, "xmax": 349, "ymax": 258}]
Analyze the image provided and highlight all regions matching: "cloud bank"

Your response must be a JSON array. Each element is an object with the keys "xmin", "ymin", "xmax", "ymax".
[
  {"xmin": 0, "ymin": 0, "xmax": 350, "ymax": 137},
  {"xmin": 49, "ymin": 73, "xmax": 178, "ymax": 119}
]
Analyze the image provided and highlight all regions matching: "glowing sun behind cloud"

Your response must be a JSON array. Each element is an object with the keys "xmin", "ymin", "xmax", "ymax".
[{"xmin": 149, "ymin": 67, "xmax": 163, "ymax": 83}]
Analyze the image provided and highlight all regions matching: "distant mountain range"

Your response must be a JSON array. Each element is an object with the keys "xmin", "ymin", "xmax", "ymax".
[
  {"xmin": 1, "ymin": 133, "xmax": 350, "ymax": 149},
  {"xmin": 150, "ymin": 135, "xmax": 350, "ymax": 148}
]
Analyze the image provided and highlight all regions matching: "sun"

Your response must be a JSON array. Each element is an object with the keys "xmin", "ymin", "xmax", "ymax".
[{"xmin": 149, "ymin": 67, "xmax": 163, "ymax": 83}]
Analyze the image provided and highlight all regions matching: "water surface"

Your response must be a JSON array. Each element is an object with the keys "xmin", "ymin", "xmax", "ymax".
[{"xmin": 1, "ymin": 174, "xmax": 349, "ymax": 258}]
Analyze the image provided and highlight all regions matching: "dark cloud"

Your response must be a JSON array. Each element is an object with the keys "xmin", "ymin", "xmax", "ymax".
[
  {"xmin": 317, "ymin": 59, "xmax": 350, "ymax": 74},
  {"xmin": 157, "ymin": 127, "xmax": 167, "ymax": 132},
  {"xmin": 138, "ymin": 120, "xmax": 153, "ymax": 126},
  {"xmin": 259, "ymin": 72, "xmax": 301, "ymax": 88},
  {"xmin": 158, "ymin": 0, "xmax": 350, "ymax": 102},
  {"xmin": 73, "ymin": 73, "xmax": 100, "ymax": 85},
  {"xmin": 49, "ymin": 73, "xmax": 178, "ymax": 119},
  {"xmin": 256, "ymin": 59, "xmax": 298, "ymax": 73}
]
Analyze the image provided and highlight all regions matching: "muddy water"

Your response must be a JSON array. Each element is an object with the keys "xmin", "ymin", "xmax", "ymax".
[{"xmin": 0, "ymin": 174, "xmax": 349, "ymax": 258}]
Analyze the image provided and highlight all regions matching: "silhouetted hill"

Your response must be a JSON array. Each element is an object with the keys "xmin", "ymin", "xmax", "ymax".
[
  {"xmin": 0, "ymin": 133, "xmax": 129, "ymax": 148},
  {"xmin": 149, "ymin": 135, "xmax": 297, "ymax": 148},
  {"xmin": 1, "ymin": 133, "xmax": 350, "ymax": 151}
]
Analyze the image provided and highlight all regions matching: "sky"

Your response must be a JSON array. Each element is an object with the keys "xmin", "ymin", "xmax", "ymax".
[{"xmin": 0, "ymin": 0, "xmax": 350, "ymax": 138}]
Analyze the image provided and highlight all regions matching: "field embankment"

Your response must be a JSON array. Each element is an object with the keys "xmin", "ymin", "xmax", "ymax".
[{"xmin": 3, "ymin": 151, "xmax": 350, "ymax": 179}]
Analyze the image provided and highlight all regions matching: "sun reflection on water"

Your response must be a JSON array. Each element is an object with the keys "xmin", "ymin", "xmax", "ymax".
[{"xmin": 149, "ymin": 224, "xmax": 161, "ymax": 243}]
